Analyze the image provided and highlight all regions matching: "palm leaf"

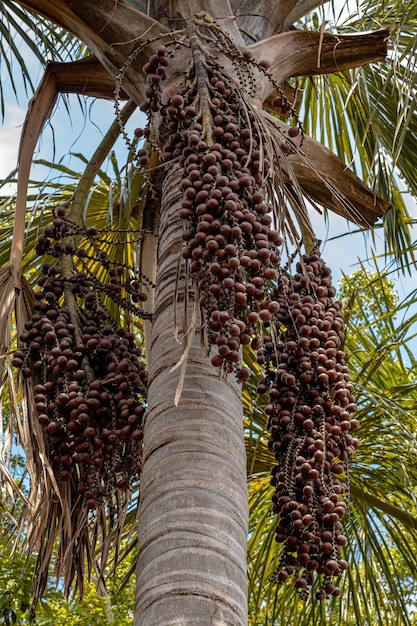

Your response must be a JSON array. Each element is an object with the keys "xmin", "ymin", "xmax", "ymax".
[
  {"xmin": 296, "ymin": 0, "xmax": 417, "ymax": 270},
  {"xmin": 0, "ymin": 1, "xmax": 86, "ymax": 114}
]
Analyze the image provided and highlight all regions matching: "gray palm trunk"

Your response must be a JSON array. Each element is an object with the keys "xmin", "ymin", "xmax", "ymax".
[{"xmin": 136, "ymin": 164, "xmax": 248, "ymax": 624}]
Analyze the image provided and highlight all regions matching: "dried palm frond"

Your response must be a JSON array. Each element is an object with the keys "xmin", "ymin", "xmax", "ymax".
[
  {"xmin": 0, "ymin": 268, "xmax": 15, "ymax": 368},
  {"xmin": 0, "ymin": 216, "xmax": 31, "ymax": 505},
  {"xmin": 0, "ymin": 46, "xmax": 58, "ymax": 518}
]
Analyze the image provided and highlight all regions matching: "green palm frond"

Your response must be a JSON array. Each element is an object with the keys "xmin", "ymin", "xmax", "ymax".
[
  {"xmin": 0, "ymin": 1, "xmax": 86, "ymax": 114},
  {"xmin": 297, "ymin": 0, "xmax": 417, "ymax": 270}
]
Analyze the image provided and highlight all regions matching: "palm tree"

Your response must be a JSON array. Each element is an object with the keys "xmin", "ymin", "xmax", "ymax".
[{"xmin": 0, "ymin": 1, "xmax": 416, "ymax": 625}]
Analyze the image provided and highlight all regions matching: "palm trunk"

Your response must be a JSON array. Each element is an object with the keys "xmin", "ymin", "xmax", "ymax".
[{"xmin": 135, "ymin": 164, "xmax": 248, "ymax": 625}]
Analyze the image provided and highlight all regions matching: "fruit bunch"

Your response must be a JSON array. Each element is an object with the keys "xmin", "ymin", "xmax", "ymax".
[
  {"xmin": 258, "ymin": 249, "xmax": 359, "ymax": 598},
  {"xmin": 13, "ymin": 210, "xmax": 148, "ymax": 509},
  {"xmin": 138, "ymin": 44, "xmax": 285, "ymax": 380}
]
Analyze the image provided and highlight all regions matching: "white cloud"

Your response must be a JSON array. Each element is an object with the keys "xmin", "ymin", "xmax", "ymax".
[{"xmin": 0, "ymin": 104, "xmax": 26, "ymax": 193}]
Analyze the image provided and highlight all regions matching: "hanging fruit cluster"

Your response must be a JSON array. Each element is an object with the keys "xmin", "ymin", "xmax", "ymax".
[
  {"xmin": 135, "ymin": 36, "xmax": 290, "ymax": 381},
  {"xmin": 13, "ymin": 208, "xmax": 148, "ymax": 509},
  {"xmin": 125, "ymin": 14, "xmax": 359, "ymax": 600},
  {"xmin": 257, "ymin": 249, "xmax": 359, "ymax": 598}
]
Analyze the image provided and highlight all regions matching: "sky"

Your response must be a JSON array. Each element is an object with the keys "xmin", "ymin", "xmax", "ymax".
[{"xmin": 0, "ymin": 1, "xmax": 415, "ymax": 298}]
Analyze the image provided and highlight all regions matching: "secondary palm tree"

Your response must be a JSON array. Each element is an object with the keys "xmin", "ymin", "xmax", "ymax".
[{"xmin": 0, "ymin": 1, "xmax": 416, "ymax": 625}]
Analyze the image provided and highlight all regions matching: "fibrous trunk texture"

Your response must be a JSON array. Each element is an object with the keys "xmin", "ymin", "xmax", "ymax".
[{"xmin": 136, "ymin": 164, "xmax": 248, "ymax": 626}]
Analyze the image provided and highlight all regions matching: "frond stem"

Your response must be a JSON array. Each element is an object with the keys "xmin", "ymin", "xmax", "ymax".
[
  {"xmin": 66, "ymin": 99, "xmax": 137, "ymax": 225},
  {"xmin": 60, "ymin": 254, "xmax": 95, "ymax": 382},
  {"xmin": 188, "ymin": 21, "xmax": 214, "ymax": 145}
]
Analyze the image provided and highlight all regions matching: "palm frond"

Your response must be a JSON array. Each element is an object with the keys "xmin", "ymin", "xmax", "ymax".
[
  {"xmin": 0, "ymin": 1, "xmax": 86, "ymax": 114},
  {"xmin": 296, "ymin": 0, "xmax": 417, "ymax": 271}
]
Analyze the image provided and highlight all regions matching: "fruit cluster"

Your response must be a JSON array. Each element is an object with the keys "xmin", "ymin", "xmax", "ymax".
[
  {"xmin": 138, "ymin": 45, "xmax": 285, "ymax": 379},
  {"xmin": 14, "ymin": 212, "xmax": 148, "ymax": 509},
  {"xmin": 34, "ymin": 206, "xmax": 150, "ymax": 313},
  {"xmin": 139, "ymin": 44, "xmax": 169, "ymax": 114},
  {"xmin": 259, "ymin": 249, "xmax": 358, "ymax": 597}
]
